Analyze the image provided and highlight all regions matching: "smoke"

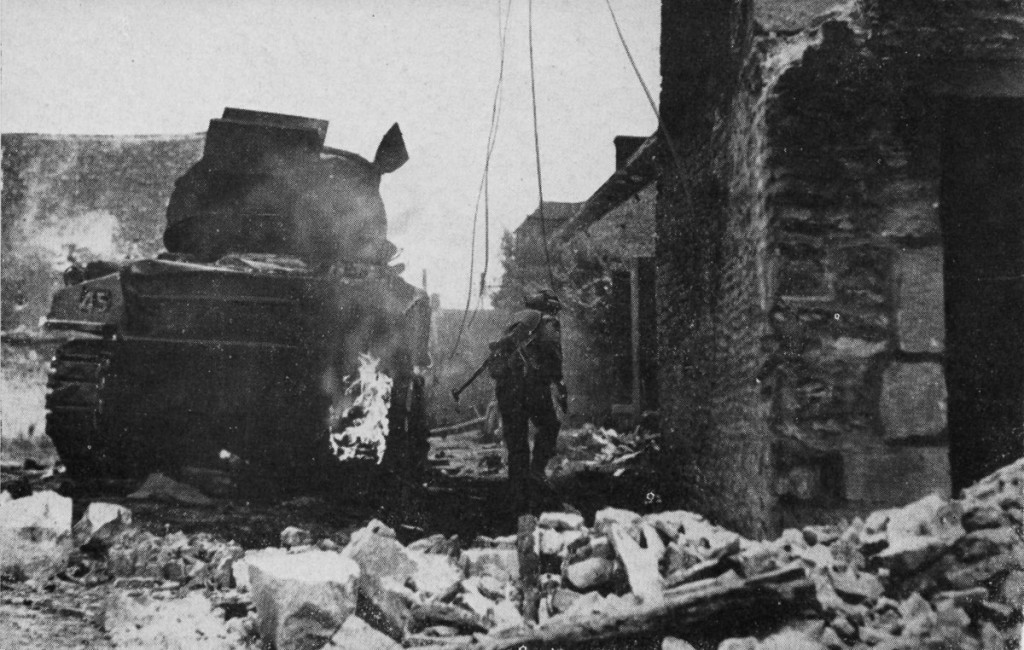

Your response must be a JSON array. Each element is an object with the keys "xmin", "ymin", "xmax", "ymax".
[{"xmin": 328, "ymin": 353, "xmax": 394, "ymax": 463}]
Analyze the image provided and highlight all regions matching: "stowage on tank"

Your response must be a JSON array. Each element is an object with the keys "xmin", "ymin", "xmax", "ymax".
[{"xmin": 43, "ymin": 108, "xmax": 431, "ymax": 488}]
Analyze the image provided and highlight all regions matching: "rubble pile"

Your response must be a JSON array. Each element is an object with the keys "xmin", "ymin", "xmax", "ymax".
[
  {"xmin": 551, "ymin": 424, "xmax": 661, "ymax": 477},
  {"xmin": 0, "ymin": 458, "xmax": 1021, "ymax": 649}
]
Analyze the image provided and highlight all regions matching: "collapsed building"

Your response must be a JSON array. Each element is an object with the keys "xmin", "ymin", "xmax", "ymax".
[{"xmin": 657, "ymin": 0, "xmax": 1024, "ymax": 537}]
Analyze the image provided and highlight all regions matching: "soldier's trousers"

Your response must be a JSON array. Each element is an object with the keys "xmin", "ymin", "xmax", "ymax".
[{"xmin": 495, "ymin": 377, "xmax": 560, "ymax": 513}]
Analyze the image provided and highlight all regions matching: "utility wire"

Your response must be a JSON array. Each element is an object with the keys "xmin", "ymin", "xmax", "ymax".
[
  {"xmin": 447, "ymin": 0, "xmax": 513, "ymax": 363},
  {"xmin": 604, "ymin": 0, "xmax": 695, "ymax": 217},
  {"xmin": 528, "ymin": 0, "xmax": 556, "ymax": 290}
]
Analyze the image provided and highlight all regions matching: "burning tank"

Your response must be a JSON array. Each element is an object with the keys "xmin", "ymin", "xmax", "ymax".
[{"xmin": 43, "ymin": 108, "xmax": 431, "ymax": 488}]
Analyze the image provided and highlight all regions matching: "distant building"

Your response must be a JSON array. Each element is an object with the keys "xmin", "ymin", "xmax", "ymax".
[
  {"xmin": 497, "ymin": 136, "xmax": 660, "ymax": 428},
  {"xmin": 553, "ymin": 135, "xmax": 659, "ymax": 427}
]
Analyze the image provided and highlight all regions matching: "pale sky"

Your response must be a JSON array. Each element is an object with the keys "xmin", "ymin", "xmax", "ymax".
[{"xmin": 1, "ymin": 0, "xmax": 660, "ymax": 307}]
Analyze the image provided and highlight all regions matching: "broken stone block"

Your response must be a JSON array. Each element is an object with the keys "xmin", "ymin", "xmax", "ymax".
[
  {"xmin": 593, "ymin": 508, "xmax": 642, "ymax": 536},
  {"xmin": 280, "ymin": 526, "xmax": 312, "ymax": 548},
  {"xmin": 550, "ymin": 588, "xmax": 581, "ymax": 614},
  {"xmin": 489, "ymin": 598, "xmax": 525, "ymax": 631},
  {"xmin": 933, "ymin": 586, "xmax": 988, "ymax": 608},
  {"xmin": 248, "ymin": 550, "xmax": 360, "ymax": 650},
  {"xmin": 538, "ymin": 511, "xmax": 585, "ymax": 531},
  {"xmin": 128, "ymin": 472, "xmax": 213, "ymax": 506},
  {"xmin": 408, "ymin": 534, "xmax": 446, "ymax": 553},
  {"xmin": 831, "ymin": 569, "xmax": 885, "ymax": 604},
  {"xmin": 408, "ymin": 550, "xmax": 462, "ymax": 600},
  {"xmin": 343, "ymin": 523, "xmax": 416, "ymax": 585},
  {"xmin": 73, "ymin": 502, "xmax": 133, "ymax": 548},
  {"xmin": 955, "ymin": 527, "xmax": 1018, "ymax": 561},
  {"xmin": 326, "ymin": 614, "xmax": 401, "ymax": 650},
  {"xmin": 888, "ymin": 494, "xmax": 964, "ymax": 543},
  {"xmin": 0, "ymin": 490, "xmax": 73, "ymax": 580},
  {"xmin": 717, "ymin": 638, "xmax": 759, "ymax": 650},
  {"xmin": 998, "ymin": 569, "xmax": 1024, "ymax": 604},
  {"xmin": 663, "ymin": 636, "xmax": 698, "ymax": 650},
  {"xmin": 565, "ymin": 556, "xmax": 615, "ymax": 590},
  {"xmin": 537, "ymin": 528, "xmax": 583, "ymax": 557},
  {"xmin": 357, "ymin": 577, "xmax": 417, "ymax": 641},
  {"xmin": 876, "ymin": 534, "xmax": 947, "ymax": 574},
  {"xmin": 944, "ymin": 554, "xmax": 1015, "ymax": 590},
  {"xmin": 819, "ymin": 626, "xmax": 845, "ymax": 649},
  {"xmin": 962, "ymin": 505, "xmax": 1006, "ymax": 531},
  {"xmin": 803, "ymin": 525, "xmax": 842, "ymax": 547},
  {"xmin": 460, "ymin": 548, "xmax": 519, "ymax": 582}
]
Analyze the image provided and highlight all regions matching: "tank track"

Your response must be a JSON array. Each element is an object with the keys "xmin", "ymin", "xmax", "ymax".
[{"xmin": 45, "ymin": 339, "xmax": 140, "ymax": 478}]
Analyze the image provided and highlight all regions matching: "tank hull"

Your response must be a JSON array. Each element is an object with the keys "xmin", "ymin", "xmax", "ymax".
[{"xmin": 45, "ymin": 259, "xmax": 430, "ymax": 487}]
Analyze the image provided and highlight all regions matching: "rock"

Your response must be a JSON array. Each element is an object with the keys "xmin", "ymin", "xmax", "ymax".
[
  {"xmin": 127, "ymin": 472, "xmax": 214, "ymax": 506},
  {"xmin": 478, "ymin": 574, "xmax": 507, "ymax": 600},
  {"xmin": 280, "ymin": 526, "xmax": 313, "ymax": 548},
  {"xmin": 232, "ymin": 558, "xmax": 251, "ymax": 592},
  {"xmin": 538, "ymin": 511, "xmax": 585, "ymax": 531},
  {"xmin": 933, "ymin": 586, "xmax": 988, "ymax": 609},
  {"xmin": 760, "ymin": 630, "xmax": 826, "ymax": 650},
  {"xmin": 717, "ymin": 638, "xmax": 759, "ymax": 650},
  {"xmin": 551, "ymin": 588, "xmax": 581, "ymax": 614},
  {"xmin": 876, "ymin": 534, "xmax": 947, "ymax": 573},
  {"xmin": 356, "ymin": 577, "xmax": 417, "ymax": 641},
  {"xmin": 247, "ymin": 549, "xmax": 360, "ymax": 650},
  {"xmin": 819, "ymin": 626, "xmax": 845, "ymax": 649},
  {"xmin": 831, "ymin": 569, "xmax": 885, "ymax": 604},
  {"xmin": 408, "ymin": 534, "xmax": 446, "ymax": 553},
  {"xmin": 103, "ymin": 590, "xmax": 232, "ymax": 649},
  {"xmin": 663, "ymin": 636, "xmax": 698, "ymax": 650},
  {"xmin": 0, "ymin": 490, "xmax": 73, "ymax": 580},
  {"xmin": 408, "ymin": 550, "xmax": 462, "ymax": 600},
  {"xmin": 489, "ymin": 598, "xmax": 525, "ymax": 631},
  {"xmin": 593, "ymin": 508, "xmax": 642, "ymax": 536},
  {"xmin": 999, "ymin": 569, "xmax": 1024, "ymax": 604},
  {"xmin": 565, "ymin": 556, "xmax": 615, "ymax": 590},
  {"xmin": 460, "ymin": 548, "xmax": 519, "ymax": 581},
  {"xmin": 887, "ymin": 494, "xmax": 964, "ymax": 544},
  {"xmin": 73, "ymin": 502, "xmax": 133, "ymax": 548},
  {"xmin": 537, "ymin": 528, "xmax": 577, "ymax": 557},
  {"xmin": 962, "ymin": 505, "xmax": 1006, "ymax": 531},
  {"xmin": 803, "ymin": 525, "xmax": 842, "ymax": 547},
  {"xmin": 944, "ymin": 554, "xmax": 1015, "ymax": 590},
  {"xmin": 326, "ymin": 614, "xmax": 401, "ymax": 650},
  {"xmin": 955, "ymin": 527, "xmax": 1018, "ymax": 561},
  {"xmin": 343, "ymin": 523, "xmax": 416, "ymax": 585}
]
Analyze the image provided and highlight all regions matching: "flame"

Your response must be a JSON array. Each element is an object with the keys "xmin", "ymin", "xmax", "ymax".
[{"xmin": 329, "ymin": 353, "xmax": 393, "ymax": 463}]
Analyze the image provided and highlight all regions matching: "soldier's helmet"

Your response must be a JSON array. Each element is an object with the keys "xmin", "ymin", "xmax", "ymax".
[{"xmin": 524, "ymin": 289, "xmax": 562, "ymax": 314}]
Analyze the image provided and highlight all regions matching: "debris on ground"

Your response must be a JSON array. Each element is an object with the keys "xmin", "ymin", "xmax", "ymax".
[
  {"xmin": 73, "ymin": 502, "xmax": 133, "ymax": 548},
  {"xmin": 127, "ymin": 472, "xmax": 215, "ymax": 506},
  {"xmin": 248, "ymin": 549, "xmax": 360, "ymax": 650},
  {"xmin": 550, "ymin": 423, "xmax": 661, "ymax": 478},
  {"xmin": 0, "ymin": 490, "xmax": 73, "ymax": 580},
  {"xmin": 2, "ymin": 457, "xmax": 1022, "ymax": 649}
]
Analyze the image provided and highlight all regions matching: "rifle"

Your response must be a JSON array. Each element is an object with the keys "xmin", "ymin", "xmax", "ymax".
[
  {"xmin": 451, "ymin": 354, "xmax": 493, "ymax": 403},
  {"xmin": 451, "ymin": 311, "xmax": 544, "ymax": 402}
]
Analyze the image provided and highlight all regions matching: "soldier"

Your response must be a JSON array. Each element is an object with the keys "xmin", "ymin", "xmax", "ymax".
[{"xmin": 489, "ymin": 289, "xmax": 568, "ymax": 514}]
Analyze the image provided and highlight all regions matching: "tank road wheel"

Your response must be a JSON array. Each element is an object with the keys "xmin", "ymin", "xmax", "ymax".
[{"xmin": 45, "ymin": 339, "xmax": 151, "ymax": 479}]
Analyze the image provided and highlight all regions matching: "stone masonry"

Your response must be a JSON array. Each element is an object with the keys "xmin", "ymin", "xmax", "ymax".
[{"xmin": 657, "ymin": 0, "xmax": 1023, "ymax": 536}]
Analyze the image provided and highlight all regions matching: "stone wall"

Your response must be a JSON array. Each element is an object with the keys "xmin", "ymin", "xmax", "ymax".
[
  {"xmin": 656, "ymin": 0, "xmax": 1023, "ymax": 536},
  {"xmin": 1, "ymin": 134, "xmax": 204, "ymax": 333}
]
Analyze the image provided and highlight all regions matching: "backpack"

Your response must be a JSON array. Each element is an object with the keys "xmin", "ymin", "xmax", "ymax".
[{"xmin": 487, "ymin": 309, "xmax": 543, "ymax": 380}]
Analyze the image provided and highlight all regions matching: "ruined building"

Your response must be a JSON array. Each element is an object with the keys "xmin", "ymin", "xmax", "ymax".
[{"xmin": 657, "ymin": 0, "xmax": 1024, "ymax": 536}]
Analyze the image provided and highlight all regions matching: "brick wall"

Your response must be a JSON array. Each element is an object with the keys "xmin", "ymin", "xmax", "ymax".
[{"xmin": 657, "ymin": 0, "xmax": 1023, "ymax": 536}]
